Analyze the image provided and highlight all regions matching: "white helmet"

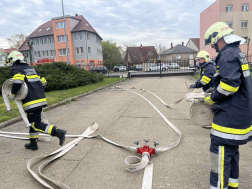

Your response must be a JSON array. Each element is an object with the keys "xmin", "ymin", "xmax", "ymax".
[{"xmin": 5, "ymin": 50, "xmax": 25, "ymax": 66}]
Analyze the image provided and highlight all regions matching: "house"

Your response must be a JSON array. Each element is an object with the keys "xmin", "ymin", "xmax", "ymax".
[
  {"xmin": 186, "ymin": 38, "xmax": 200, "ymax": 52},
  {"xmin": 19, "ymin": 14, "xmax": 103, "ymax": 69},
  {"xmin": 200, "ymin": 0, "xmax": 252, "ymax": 57},
  {"xmin": 126, "ymin": 45, "xmax": 158, "ymax": 65},
  {"xmin": 160, "ymin": 42, "xmax": 198, "ymax": 61}
]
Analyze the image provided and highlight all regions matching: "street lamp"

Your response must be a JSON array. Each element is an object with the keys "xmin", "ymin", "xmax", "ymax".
[{"xmin": 61, "ymin": 0, "xmax": 70, "ymax": 65}]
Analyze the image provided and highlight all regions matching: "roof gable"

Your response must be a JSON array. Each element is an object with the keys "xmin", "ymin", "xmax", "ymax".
[
  {"xmin": 127, "ymin": 46, "xmax": 158, "ymax": 64},
  {"xmin": 161, "ymin": 44, "xmax": 197, "ymax": 55}
]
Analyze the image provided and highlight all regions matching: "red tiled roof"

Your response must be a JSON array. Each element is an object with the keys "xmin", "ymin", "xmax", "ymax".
[
  {"xmin": 127, "ymin": 46, "xmax": 158, "ymax": 64},
  {"xmin": 1, "ymin": 48, "xmax": 17, "ymax": 54},
  {"xmin": 190, "ymin": 38, "xmax": 200, "ymax": 49}
]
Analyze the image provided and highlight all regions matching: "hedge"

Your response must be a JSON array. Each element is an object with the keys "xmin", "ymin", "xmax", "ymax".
[{"xmin": 0, "ymin": 62, "xmax": 105, "ymax": 94}]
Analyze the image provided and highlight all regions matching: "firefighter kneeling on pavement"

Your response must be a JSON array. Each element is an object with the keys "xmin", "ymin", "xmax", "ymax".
[
  {"xmin": 203, "ymin": 22, "xmax": 252, "ymax": 189},
  {"xmin": 5, "ymin": 50, "xmax": 67, "ymax": 151},
  {"xmin": 190, "ymin": 50, "xmax": 216, "ymax": 92}
]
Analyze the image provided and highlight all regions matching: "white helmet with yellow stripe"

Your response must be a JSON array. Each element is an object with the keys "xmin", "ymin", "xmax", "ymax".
[
  {"xmin": 196, "ymin": 51, "xmax": 211, "ymax": 62},
  {"xmin": 5, "ymin": 50, "xmax": 25, "ymax": 66}
]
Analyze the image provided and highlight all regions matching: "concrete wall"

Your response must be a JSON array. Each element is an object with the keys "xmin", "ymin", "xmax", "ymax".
[{"xmin": 186, "ymin": 39, "xmax": 199, "ymax": 51}]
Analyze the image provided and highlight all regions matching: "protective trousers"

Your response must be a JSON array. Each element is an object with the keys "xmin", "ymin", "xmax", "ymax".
[
  {"xmin": 210, "ymin": 139, "xmax": 239, "ymax": 189},
  {"xmin": 27, "ymin": 108, "xmax": 55, "ymax": 140}
]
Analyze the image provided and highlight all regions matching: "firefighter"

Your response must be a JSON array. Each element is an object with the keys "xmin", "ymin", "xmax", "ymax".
[
  {"xmin": 190, "ymin": 50, "xmax": 216, "ymax": 92},
  {"xmin": 5, "ymin": 51, "xmax": 66, "ymax": 151},
  {"xmin": 203, "ymin": 22, "xmax": 252, "ymax": 189}
]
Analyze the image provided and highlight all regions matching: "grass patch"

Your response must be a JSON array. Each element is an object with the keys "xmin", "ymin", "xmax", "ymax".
[
  {"xmin": 193, "ymin": 73, "xmax": 200, "ymax": 80},
  {"xmin": 0, "ymin": 78, "xmax": 123, "ymax": 123}
]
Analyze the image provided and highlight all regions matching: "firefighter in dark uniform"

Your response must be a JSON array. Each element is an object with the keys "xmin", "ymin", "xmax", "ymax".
[
  {"xmin": 203, "ymin": 22, "xmax": 252, "ymax": 189},
  {"xmin": 190, "ymin": 50, "xmax": 216, "ymax": 92},
  {"xmin": 5, "ymin": 51, "xmax": 66, "ymax": 151}
]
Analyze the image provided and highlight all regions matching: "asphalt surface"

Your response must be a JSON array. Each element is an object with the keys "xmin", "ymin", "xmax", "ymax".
[{"xmin": 0, "ymin": 76, "xmax": 251, "ymax": 189}]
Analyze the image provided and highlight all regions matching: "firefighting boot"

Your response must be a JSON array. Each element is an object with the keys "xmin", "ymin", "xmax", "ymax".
[
  {"xmin": 52, "ymin": 127, "xmax": 66, "ymax": 146},
  {"xmin": 25, "ymin": 138, "xmax": 38, "ymax": 151}
]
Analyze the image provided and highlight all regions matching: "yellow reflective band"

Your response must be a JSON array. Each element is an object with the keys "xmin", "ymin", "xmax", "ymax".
[
  {"xmin": 220, "ymin": 81, "xmax": 239, "ymax": 92},
  {"xmin": 32, "ymin": 123, "xmax": 45, "ymax": 133},
  {"xmin": 212, "ymin": 123, "xmax": 252, "ymax": 135},
  {"xmin": 13, "ymin": 74, "xmax": 25, "ymax": 81},
  {"xmin": 221, "ymin": 146, "xmax": 224, "ymax": 189},
  {"xmin": 205, "ymin": 96, "xmax": 215, "ymax": 105},
  {"xmin": 29, "ymin": 135, "xmax": 39, "ymax": 139},
  {"xmin": 241, "ymin": 64, "xmax": 249, "ymax": 71},
  {"xmin": 26, "ymin": 75, "xmax": 40, "ymax": 79},
  {"xmin": 202, "ymin": 78, "xmax": 210, "ymax": 84},
  {"xmin": 202, "ymin": 76, "xmax": 211, "ymax": 84},
  {"xmin": 217, "ymin": 66, "xmax": 219, "ymax": 68},
  {"xmin": 41, "ymin": 77, "xmax": 47, "ymax": 83},
  {"xmin": 228, "ymin": 182, "xmax": 239, "ymax": 188},
  {"xmin": 48, "ymin": 125, "xmax": 54, "ymax": 135},
  {"xmin": 23, "ymin": 98, "xmax": 47, "ymax": 108}
]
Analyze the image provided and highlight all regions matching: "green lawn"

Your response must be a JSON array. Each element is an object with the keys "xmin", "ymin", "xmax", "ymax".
[{"xmin": 0, "ymin": 78, "xmax": 123, "ymax": 123}]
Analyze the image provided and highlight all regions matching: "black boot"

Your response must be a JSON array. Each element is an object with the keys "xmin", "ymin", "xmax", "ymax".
[
  {"xmin": 52, "ymin": 127, "xmax": 66, "ymax": 146},
  {"xmin": 25, "ymin": 138, "xmax": 38, "ymax": 151}
]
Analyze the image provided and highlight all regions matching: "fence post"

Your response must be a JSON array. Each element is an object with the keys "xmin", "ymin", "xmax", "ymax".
[
  {"xmin": 127, "ymin": 61, "xmax": 131, "ymax": 78},
  {"xmin": 193, "ymin": 58, "xmax": 196, "ymax": 74}
]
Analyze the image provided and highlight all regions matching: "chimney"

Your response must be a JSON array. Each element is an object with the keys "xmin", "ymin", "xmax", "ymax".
[
  {"xmin": 182, "ymin": 42, "xmax": 184, "ymax": 46},
  {"xmin": 75, "ymin": 13, "xmax": 78, "ymax": 16},
  {"xmin": 171, "ymin": 43, "xmax": 173, "ymax": 49},
  {"xmin": 140, "ymin": 44, "xmax": 142, "ymax": 48}
]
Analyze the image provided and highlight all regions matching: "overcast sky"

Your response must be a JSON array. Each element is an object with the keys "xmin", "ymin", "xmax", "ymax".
[{"xmin": 0, "ymin": 0, "xmax": 216, "ymax": 49}]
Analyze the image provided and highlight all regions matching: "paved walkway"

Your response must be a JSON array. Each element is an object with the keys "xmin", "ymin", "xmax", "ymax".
[{"xmin": 0, "ymin": 76, "xmax": 251, "ymax": 189}]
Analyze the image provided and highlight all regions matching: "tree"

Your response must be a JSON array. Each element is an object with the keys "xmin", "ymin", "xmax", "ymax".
[
  {"xmin": 155, "ymin": 43, "xmax": 167, "ymax": 59},
  {"xmin": 121, "ymin": 41, "xmax": 136, "ymax": 64},
  {"xmin": 6, "ymin": 34, "xmax": 27, "ymax": 49},
  {"xmin": 102, "ymin": 40, "xmax": 122, "ymax": 68}
]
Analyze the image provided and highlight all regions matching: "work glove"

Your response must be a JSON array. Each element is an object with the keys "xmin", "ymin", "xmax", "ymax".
[
  {"xmin": 190, "ymin": 84, "xmax": 196, "ymax": 89},
  {"xmin": 8, "ymin": 93, "xmax": 16, "ymax": 100},
  {"xmin": 204, "ymin": 95, "xmax": 215, "ymax": 106}
]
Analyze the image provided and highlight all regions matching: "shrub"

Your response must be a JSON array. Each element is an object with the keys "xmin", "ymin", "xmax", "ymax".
[{"xmin": 0, "ymin": 62, "xmax": 105, "ymax": 95}]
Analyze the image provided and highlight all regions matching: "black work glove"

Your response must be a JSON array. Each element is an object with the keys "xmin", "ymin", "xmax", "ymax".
[{"xmin": 190, "ymin": 84, "xmax": 196, "ymax": 89}]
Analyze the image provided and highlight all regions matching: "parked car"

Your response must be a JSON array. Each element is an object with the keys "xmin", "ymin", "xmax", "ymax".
[
  {"xmin": 130, "ymin": 66, "xmax": 136, "ymax": 70},
  {"xmin": 149, "ymin": 63, "xmax": 167, "ymax": 71},
  {"xmin": 91, "ymin": 66, "xmax": 108, "ymax": 74},
  {"xmin": 135, "ymin": 64, "xmax": 143, "ymax": 71},
  {"xmin": 119, "ymin": 66, "xmax": 127, "ymax": 71},
  {"xmin": 113, "ymin": 66, "xmax": 119, "ymax": 72},
  {"xmin": 168, "ymin": 63, "xmax": 180, "ymax": 69}
]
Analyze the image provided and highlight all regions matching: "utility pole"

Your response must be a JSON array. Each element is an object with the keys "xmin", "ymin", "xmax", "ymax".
[
  {"xmin": 27, "ymin": 38, "xmax": 33, "ymax": 67},
  {"xmin": 61, "ymin": 0, "xmax": 70, "ymax": 65}
]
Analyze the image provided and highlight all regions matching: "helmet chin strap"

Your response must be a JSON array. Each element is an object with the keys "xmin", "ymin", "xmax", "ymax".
[{"xmin": 214, "ymin": 43, "xmax": 220, "ymax": 53}]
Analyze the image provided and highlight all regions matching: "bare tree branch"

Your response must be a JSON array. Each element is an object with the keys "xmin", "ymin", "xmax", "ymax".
[{"xmin": 6, "ymin": 33, "xmax": 27, "ymax": 50}]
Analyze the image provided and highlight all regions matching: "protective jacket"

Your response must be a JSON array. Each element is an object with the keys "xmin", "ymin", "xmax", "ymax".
[
  {"xmin": 209, "ymin": 42, "xmax": 252, "ymax": 145},
  {"xmin": 195, "ymin": 60, "xmax": 216, "ymax": 92},
  {"xmin": 11, "ymin": 62, "xmax": 47, "ymax": 112}
]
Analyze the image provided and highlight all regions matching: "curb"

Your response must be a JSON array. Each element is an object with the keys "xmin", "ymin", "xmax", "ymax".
[{"xmin": 0, "ymin": 78, "xmax": 126, "ymax": 129}]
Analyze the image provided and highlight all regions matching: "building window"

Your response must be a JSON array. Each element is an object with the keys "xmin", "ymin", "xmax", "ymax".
[
  {"xmin": 80, "ymin": 47, "xmax": 84, "ymax": 54},
  {"xmin": 226, "ymin": 5, "xmax": 232, "ymax": 12},
  {"xmin": 76, "ymin": 47, "xmax": 79, "ymax": 55},
  {"xmin": 176, "ymin": 55, "xmax": 181, "ymax": 59},
  {"xmin": 77, "ymin": 61, "xmax": 80, "ymax": 68},
  {"xmin": 58, "ymin": 35, "xmax": 67, "ymax": 43},
  {"xmin": 189, "ymin": 54, "xmax": 194, "ymax": 58},
  {"xmin": 24, "ymin": 53, "xmax": 29, "ymax": 59},
  {"xmin": 87, "ymin": 33, "xmax": 90, "ymax": 40},
  {"xmin": 74, "ymin": 33, "xmax": 78, "ymax": 41},
  {"xmin": 34, "ymin": 52, "xmax": 37, "ymax": 58},
  {"xmin": 59, "ymin": 49, "xmax": 69, "ymax": 56},
  {"xmin": 48, "ymin": 37, "xmax": 52, "ymax": 44},
  {"xmin": 244, "ymin": 37, "xmax": 248, "ymax": 43},
  {"xmin": 50, "ymin": 50, "xmax": 53, "ymax": 57},
  {"xmin": 226, "ymin": 21, "xmax": 233, "ymax": 28},
  {"xmin": 41, "ymin": 39, "xmax": 44, "ymax": 45},
  {"xmin": 242, "ymin": 4, "xmax": 249, "ymax": 12},
  {"xmin": 52, "ymin": 37, "xmax": 54, "ymax": 43},
  {"xmin": 56, "ymin": 21, "xmax": 67, "ymax": 29},
  {"xmin": 90, "ymin": 61, "xmax": 94, "ymax": 69},
  {"xmin": 147, "ymin": 51, "xmax": 153, "ymax": 55},
  {"xmin": 241, "ymin": 21, "xmax": 248, "ymax": 28},
  {"xmin": 79, "ymin": 33, "xmax": 82, "ymax": 40},
  {"xmin": 36, "ymin": 39, "xmax": 39, "ymax": 45},
  {"xmin": 45, "ymin": 51, "xmax": 49, "ymax": 57},
  {"xmin": 38, "ymin": 51, "xmax": 41, "ymax": 58},
  {"xmin": 44, "ymin": 38, "xmax": 47, "ymax": 45},
  {"xmin": 42, "ymin": 51, "xmax": 45, "ymax": 57},
  {"xmin": 88, "ymin": 47, "xmax": 91, "ymax": 54},
  {"xmin": 81, "ymin": 61, "xmax": 85, "ymax": 69}
]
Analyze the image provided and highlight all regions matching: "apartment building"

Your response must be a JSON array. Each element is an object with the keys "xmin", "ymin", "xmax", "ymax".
[
  {"xmin": 200, "ymin": 0, "xmax": 251, "ymax": 57},
  {"xmin": 19, "ymin": 14, "xmax": 103, "ymax": 69}
]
